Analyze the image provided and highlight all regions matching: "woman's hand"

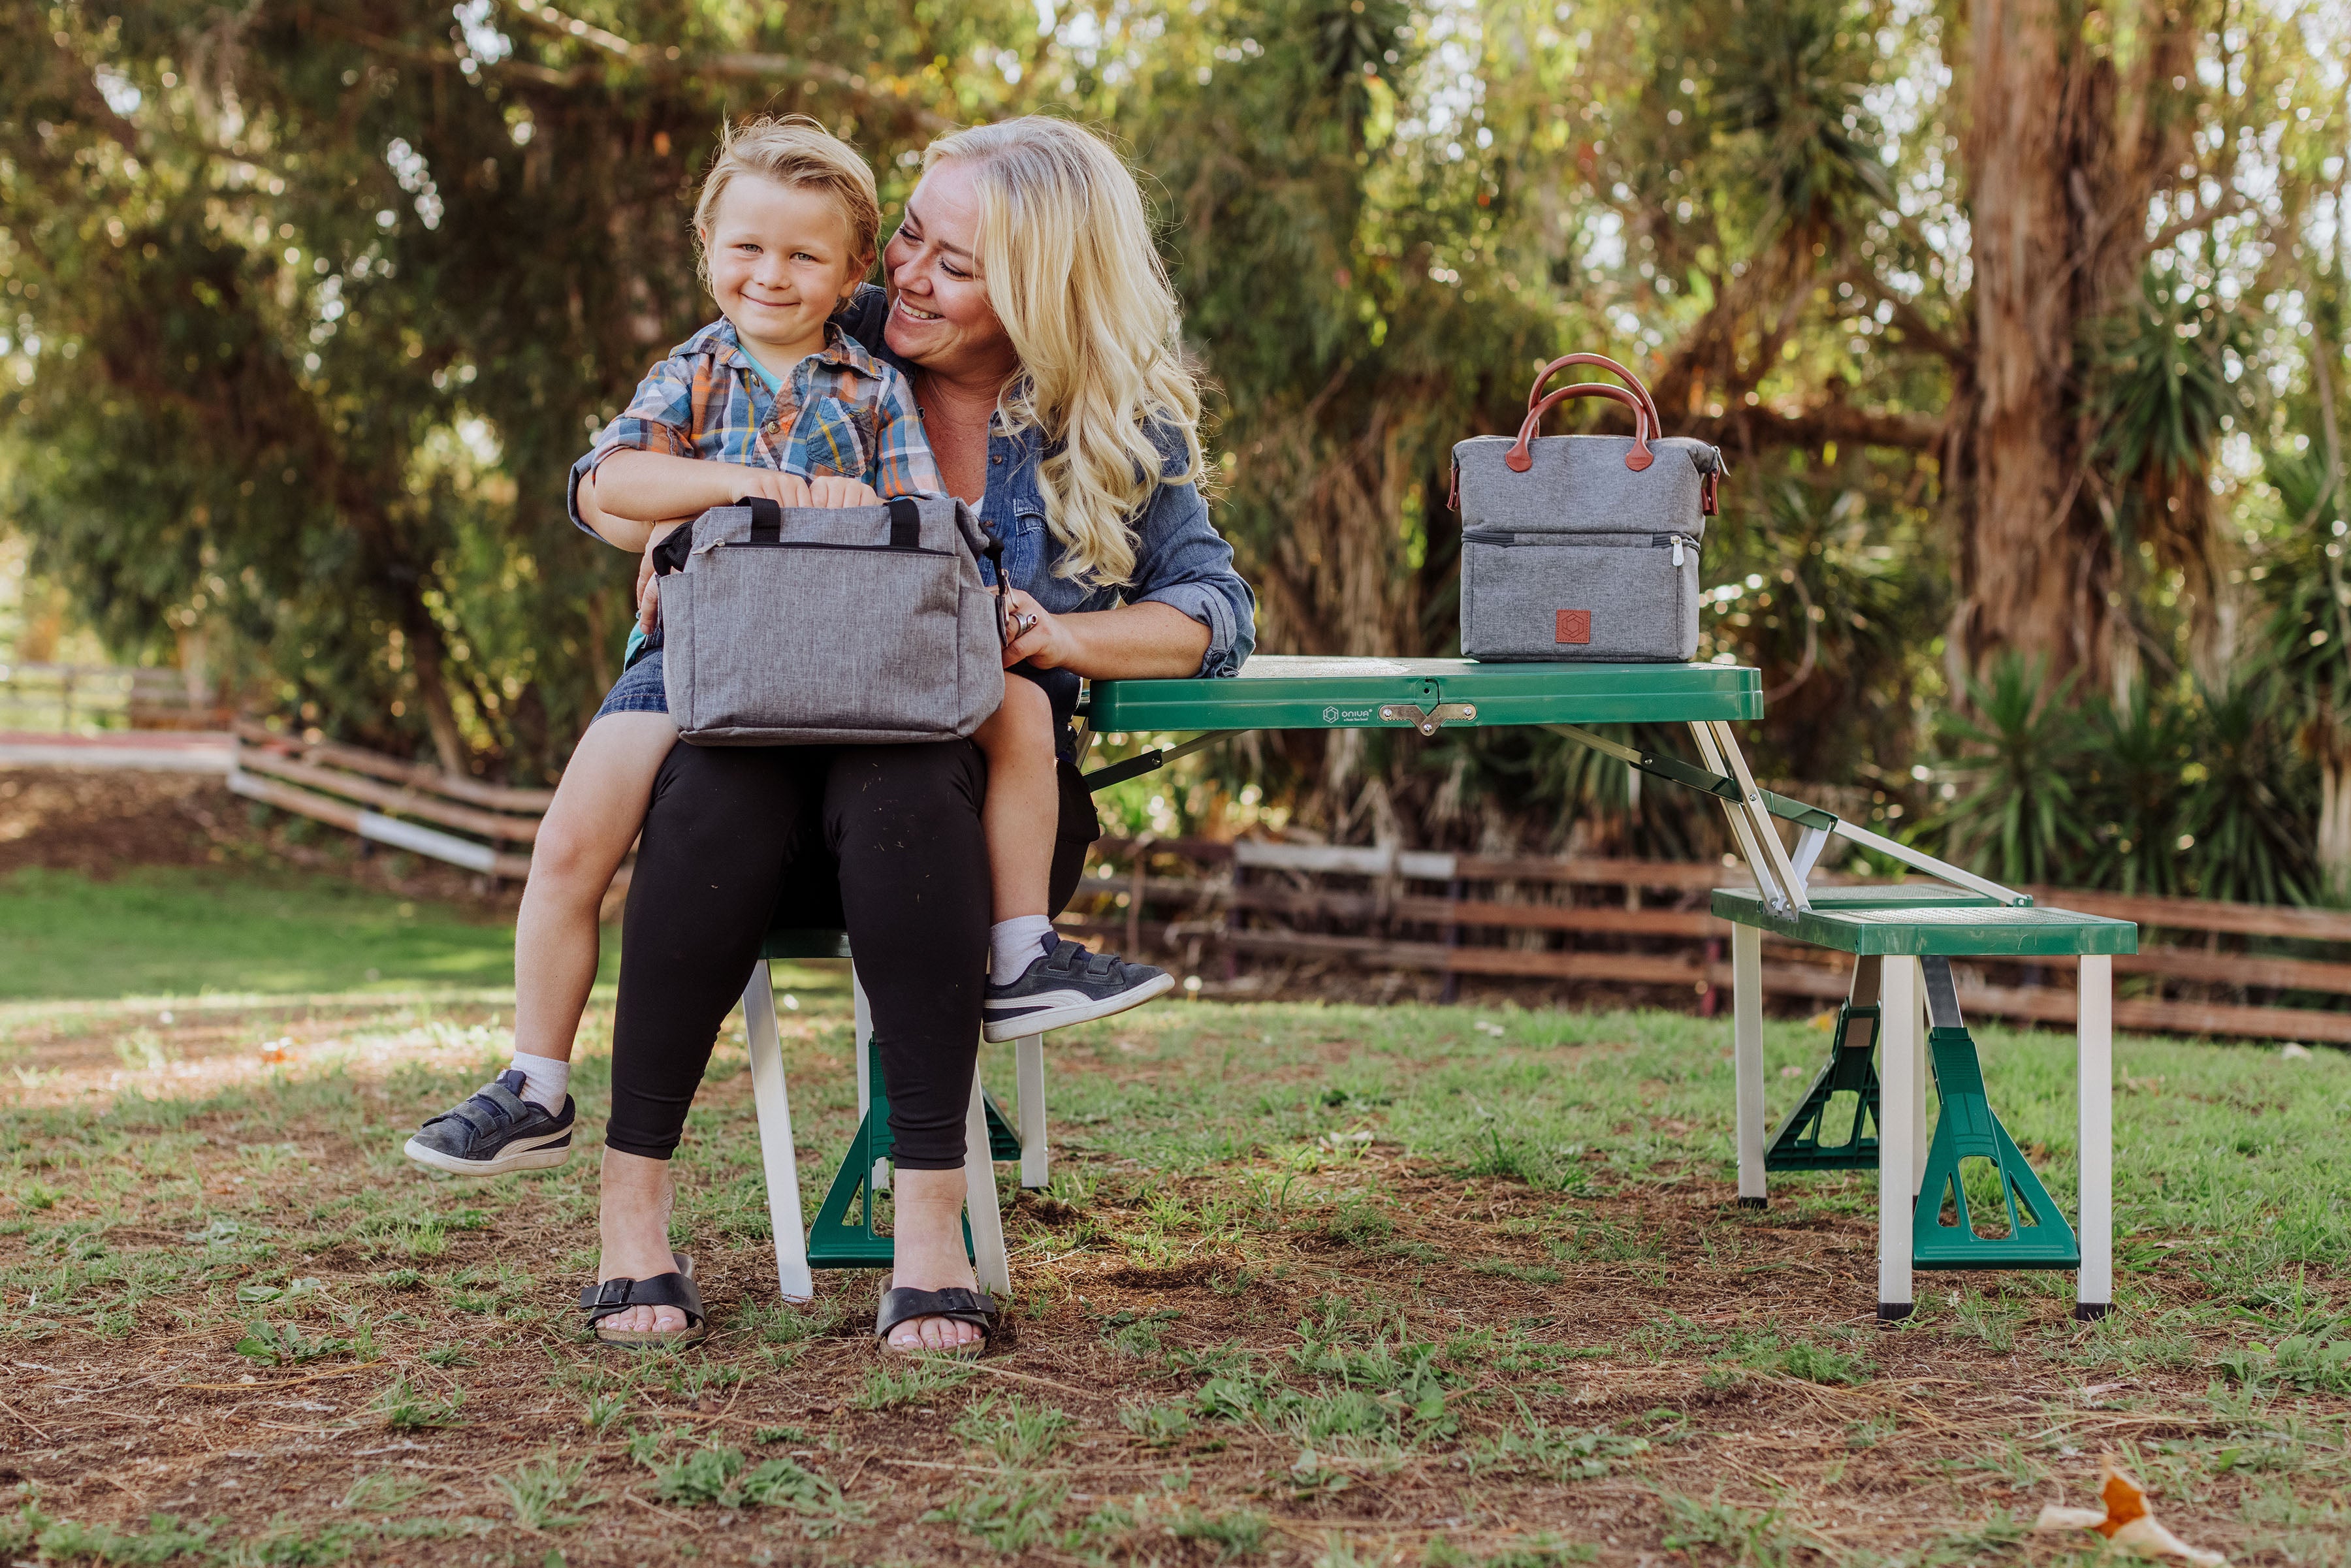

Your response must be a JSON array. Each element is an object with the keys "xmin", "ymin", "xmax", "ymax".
[{"xmin": 998, "ymin": 588, "xmax": 1072, "ymax": 669}]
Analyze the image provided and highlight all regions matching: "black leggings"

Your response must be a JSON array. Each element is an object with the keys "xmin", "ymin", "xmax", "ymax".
[{"xmin": 606, "ymin": 740, "xmax": 991, "ymax": 1169}]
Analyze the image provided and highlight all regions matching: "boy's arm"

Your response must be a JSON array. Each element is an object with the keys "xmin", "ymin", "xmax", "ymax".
[{"xmin": 583, "ymin": 453, "xmax": 819, "ymax": 549}]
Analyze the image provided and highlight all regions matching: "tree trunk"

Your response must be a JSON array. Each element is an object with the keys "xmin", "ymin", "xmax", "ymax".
[{"xmin": 1953, "ymin": 0, "xmax": 2198, "ymax": 688}]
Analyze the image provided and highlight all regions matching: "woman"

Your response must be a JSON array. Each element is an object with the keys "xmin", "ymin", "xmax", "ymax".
[{"xmin": 590, "ymin": 118, "xmax": 1255, "ymax": 1351}]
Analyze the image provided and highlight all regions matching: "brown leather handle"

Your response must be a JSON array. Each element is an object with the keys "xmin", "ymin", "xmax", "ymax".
[
  {"xmin": 1527, "ymin": 352, "xmax": 1661, "ymax": 436},
  {"xmin": 1504, "ymin": 382, "xmax": 1655, "ymax": 473}
]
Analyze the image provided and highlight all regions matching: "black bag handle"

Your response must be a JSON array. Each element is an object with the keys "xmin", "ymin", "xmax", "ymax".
[
  {"xmin": 886, "ymin": 496, "xmax": 922, "ymax": 550},
  {"xmin": 746, "ymin": 495, "xmax": 783, "ymax": 544}
]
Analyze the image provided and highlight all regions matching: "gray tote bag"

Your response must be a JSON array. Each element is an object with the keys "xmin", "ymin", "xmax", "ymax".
[
  {"xmin": 650, "ymin": 493, "xmax": 1008, "ymax": 745},
  {"xmin": 1450, "ymin": 353, "xmax": 1725, "ymax": 662}
]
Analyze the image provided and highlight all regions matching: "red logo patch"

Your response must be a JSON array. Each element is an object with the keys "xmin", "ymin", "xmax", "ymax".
[{"xmin": 1556, "ymin": 609, "xmax": 1591, "ymax": 645}]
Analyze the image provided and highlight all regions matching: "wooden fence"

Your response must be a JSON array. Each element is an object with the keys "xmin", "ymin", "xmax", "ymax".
[
  {"xmin": 1057, "ymin": 837, "xmax": 2351, "ymax": 1044},
  {"xmin": 195, "ymin": 725, "xmax": 2351, "ymax": 1042},
  {"xmin": 225, "ymin": 722, "xmax": 549, "ymax": 882},
  {"xmin": 0, "ymin": 662, "xmax": 226, "ymax": 732}
]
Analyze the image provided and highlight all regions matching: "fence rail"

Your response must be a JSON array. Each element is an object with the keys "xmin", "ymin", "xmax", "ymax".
[
  {"xmin": 0, "ymin": 662, "xmax": 226, "ymax": 731},
  {"xmin": 1059, "ymin": 836, "xmax": 2351, "ymax": 1044}
]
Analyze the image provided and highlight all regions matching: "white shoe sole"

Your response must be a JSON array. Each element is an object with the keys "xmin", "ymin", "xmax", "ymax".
[
  {"xmin": 402, "ymin": 1128, "xmax": 573, "ymax": 1176},
  {"xmin": 982, "ymin": 970, "xmax": 1176, "ymax": 1042}
]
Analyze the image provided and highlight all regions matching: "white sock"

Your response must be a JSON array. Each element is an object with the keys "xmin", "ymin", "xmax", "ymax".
[
  {"xmin": 989, "ymin": 916, "xmax": 1058, "ymax": 983},
  {"xmin": 509, "ymin": 1051, "xmax": 572, "ymax": 1113}
]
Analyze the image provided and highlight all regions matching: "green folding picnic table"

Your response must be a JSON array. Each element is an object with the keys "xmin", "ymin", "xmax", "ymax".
[{"xmin": 741, "ymin": 655, "xmax": 2130, "ymax": 1322}]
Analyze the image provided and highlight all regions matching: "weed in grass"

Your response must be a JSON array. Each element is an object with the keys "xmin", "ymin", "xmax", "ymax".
[
  {"xmin": 1168, "ymin": 1339, "xmax": 1254, "ymax": 1379},
  {"xmin": 235, "ymin": 1277, "xmax": 321, "ymax": 1308},
  {"xmin": 953, "ymin": 1394, "xmax": 1076, "ymax": 1465},
  {"xmin": 754, "ymin": 1425, "xmax": 807, "ymax": 1445},
  {"xmin": 924, "ymin": 1477, "xmax": 1066, "ymax": 1554},
  {"xmin": 421, "ymin": 1344, "xmax": 474, "ymax": 1368},
  {"xmin": 2, "ymin": 1508, "xmax": 217, "ymax": 1564},
  {"xmin": 341, "ymin": 1470, "xmax": 430, "ymax": 1512},
  {"xmin": 1659, "ymin": 1492, "xmax": 1795, "ymax": 1568},
  {"xmin": 221, "ymin": 1516, "xmax": 356, "ymax": 1566},
  {"xmin": 854, "ymin": 1355, "xmax": 981, "ymax": 1410},
  {"xmin": 492, "ymin": 1453, "xmax": 602, "ymax": 1530},
  {"xmin": 1951, "ymin": 1290, "xmax": 2022, "ymax": 1353},
  {"xmin": 1322, "ymin": 1194, "xmax": 1394, "ymax": 1247},
  {"xmin": 2216, "ymin": 1332, "xmax": 2351, "ymax": 1395},
  {"xmin": 581, "ymin": 1393, "xmax": 628, "ymax": 1435},
  {"xmin": 643, "ymin": 1442, "xmax": 863, "ymax": 1533},
  {"xmin": 1729, "ymin": 1332, "xmax": 1874, "ymax": 1386},
  {"xmin": 731, "ymin": 1296, "xmax": 848, "ymax": 1344},
  {"xmin": 1119, "ymin": 1401, "xmax": 1194, "ymax": 1447},
  {"xmin": 1094, "ymin": 1305, "xmax": 1180, "ymax": 1358},
  {"xmin": 234, "ymin": 1320, "xmax": 353, "ymax": 1366},
  {"xmin": 377, "ymin": 1269, "xmax": 422, "ymax": 1291},
  {"xmin": 1168, "ymin": 1505, "xmax": 1268, "ymax": 1561},
  {"xmin": 370, "ymin": 1375, "xmax": 464, "ymax": 1430},
  {"xmin": 1465, "ymin": 1411, "xmax": 1652, "ymax": 1482}
]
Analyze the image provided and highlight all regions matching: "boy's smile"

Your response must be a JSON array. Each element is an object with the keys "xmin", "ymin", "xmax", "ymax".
[{"xmin": 702, "ymin": 172, "xmax": 865, "ymax": 370}]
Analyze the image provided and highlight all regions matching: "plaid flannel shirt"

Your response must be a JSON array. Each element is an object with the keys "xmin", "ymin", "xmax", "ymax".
[{"xmin": 566, "ymin": 317, "xmax": 941, "ymax": 533}]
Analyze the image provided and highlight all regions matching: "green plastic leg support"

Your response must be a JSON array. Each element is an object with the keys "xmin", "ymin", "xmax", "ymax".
[
  {"xmin": 805, "ymin": 1034, "xmax": 1023, "ymax": 1270},
  {"xmin": 1766, "ymin": 956, "xmax": 1883, "ymax": 1171},
  {"xmin": 1911, "ymin": 961, "xmax": 2079, "ymax": 1271}
]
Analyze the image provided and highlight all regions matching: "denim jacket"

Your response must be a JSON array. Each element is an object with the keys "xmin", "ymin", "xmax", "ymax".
[{"xmin": 838, "ymin": 287, "xmax": 1257, "ymax": 711}]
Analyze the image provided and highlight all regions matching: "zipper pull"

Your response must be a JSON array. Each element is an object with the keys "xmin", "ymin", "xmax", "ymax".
[{"xmin": 1671, "ymin": 537, "xmax": 1686, "ymax": 567}]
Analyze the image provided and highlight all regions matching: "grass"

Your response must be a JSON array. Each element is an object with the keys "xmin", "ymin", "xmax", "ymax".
[
  {"xmin": 1, "ymin": 884, "xmax": 2348, "ymax": 1563},
  {"xmin": 0, "ymin": 866, "xmax": 547, "ymax": 999}
]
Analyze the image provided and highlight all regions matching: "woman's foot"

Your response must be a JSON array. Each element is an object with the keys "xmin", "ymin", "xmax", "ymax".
[
  {"xmin": 596, "ymin": 1147, "xmax": 688, "ymax": 1335},
  {"xmin": 884, "ymin": 1167, "xmax": 986, "ymax": 1352}
]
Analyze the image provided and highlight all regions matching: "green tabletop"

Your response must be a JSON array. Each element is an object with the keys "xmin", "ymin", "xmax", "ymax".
[
  {"xmin": 1085, "ymin": 656, "xmax": 1763, "ymax": 733},
  {"xmin": 1711, "ymin": 886, "xmax": 2139, "ymax": 956}
]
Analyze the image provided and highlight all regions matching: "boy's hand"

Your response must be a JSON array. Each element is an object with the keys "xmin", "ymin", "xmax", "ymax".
[
  {"xmin": 807, "ymin": 475, "xmax": 880, "ymax": 507},
  {"xmin": 731, "ymin": 470, "xmax": 815, "ymax": 509}
]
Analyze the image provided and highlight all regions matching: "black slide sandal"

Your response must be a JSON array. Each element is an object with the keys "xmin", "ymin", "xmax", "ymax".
[
  {"xmin": 874, "ymin": 1287, "xmax": 995, "ymax": 1356},
  {"xmin": 582, "ymin": 1251, "xmax": 708, "ymax": 1347}
]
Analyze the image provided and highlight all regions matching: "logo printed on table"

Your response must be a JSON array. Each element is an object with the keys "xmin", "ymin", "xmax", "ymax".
[{"xmin": 1556, "ymin": 609, "xmax": 1591, "ymax": 645}]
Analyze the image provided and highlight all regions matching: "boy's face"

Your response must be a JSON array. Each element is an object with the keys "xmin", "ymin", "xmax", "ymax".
[{"xmin": 702, "ymin": 173, "xmax": 864, "ymax": 359}]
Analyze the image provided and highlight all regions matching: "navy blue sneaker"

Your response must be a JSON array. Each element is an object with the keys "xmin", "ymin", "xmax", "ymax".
[
  {"xmin": 403, "ymin": 1070, "xmax": 575, "ymax": 1176},
  {"xmin": 982, "ymin": 938, "xmax": 1174, "ymax": 1042}
]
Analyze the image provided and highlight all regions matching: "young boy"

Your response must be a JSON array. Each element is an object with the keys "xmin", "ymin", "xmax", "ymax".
[{"xmin": 404, "ymin": 117, "xmax": 1167, "ymax": 1177}]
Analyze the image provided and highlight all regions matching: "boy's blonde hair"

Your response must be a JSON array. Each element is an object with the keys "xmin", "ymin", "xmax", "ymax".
[
  {"xmin": 693, "ymin": 116, "xmax": 882, "ymax": 284},
  {"xmin": 921, "ymin": 118, "xmax": 1202, "ymax": 588}
]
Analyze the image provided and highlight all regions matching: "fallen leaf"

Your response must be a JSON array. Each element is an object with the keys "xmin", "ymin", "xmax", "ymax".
[{"xmin": 2034, "ymin": 1457, "xmax": 2226, "ymax": 1565}]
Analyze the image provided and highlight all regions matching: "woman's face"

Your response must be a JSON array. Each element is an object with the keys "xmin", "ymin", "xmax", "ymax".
[{"xmin": 882, "ymin": 159, "xmax": 1016, "ymax": 381}]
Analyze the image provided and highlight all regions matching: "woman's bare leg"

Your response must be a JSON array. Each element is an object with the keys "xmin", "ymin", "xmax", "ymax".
[
  {"xmin": 887, "ymin": 1167, "xmax": 985, "ymax": 1350},
  {"xmin": 512, "ymin": 713, "xmax": 677, "ymax": 1063},
  {"xmin": 596, "ymin": 1148, "xmax": 685, "ymax": 1334}
]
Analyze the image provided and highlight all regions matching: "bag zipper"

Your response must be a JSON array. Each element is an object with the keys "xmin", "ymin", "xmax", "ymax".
[
  {"xmin": 1463, "ymin": 526, "xmax": 1698, "ymax": 566},
  {"xmin": 723, "ymin": 539, "xmax": 952, "ymax": 557}
]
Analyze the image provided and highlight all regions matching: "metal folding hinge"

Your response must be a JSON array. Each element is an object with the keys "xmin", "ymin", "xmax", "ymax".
[{"xmin": 1379, "ymin": 702, "xmax": 1478, "ymax": 736}]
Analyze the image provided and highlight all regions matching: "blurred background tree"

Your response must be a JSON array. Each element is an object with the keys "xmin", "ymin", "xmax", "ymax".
[{"xmin": 1, "ymin": 0, "xmax": 2345, "ymax": 896}]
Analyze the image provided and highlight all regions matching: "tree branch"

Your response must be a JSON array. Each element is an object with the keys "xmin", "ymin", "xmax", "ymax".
[{"xmin": 1831, "ymin": 261, "xmax": 1967, "ymax": 366}]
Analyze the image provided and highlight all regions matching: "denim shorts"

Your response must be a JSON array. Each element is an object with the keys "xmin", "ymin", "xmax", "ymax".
[{"xmin": 594, "ymin": 646, "xmax": 669, "ymax": 720}]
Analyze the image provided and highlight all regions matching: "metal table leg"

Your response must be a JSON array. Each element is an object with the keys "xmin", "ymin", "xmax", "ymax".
[
  {"xmin": 743, "ymin": 961, "xmax": 815, "ymax": 1303},
  {"xmin": 2077, "ymin": 955, "xmax": 2114, "ymax": 1320},
  {"xmin": 1878, "ymin": 955, "xmax": 1919, "ymax": 1320},
  {"xmin": 1732, "ymin": 923, "xmax": 1767, "ymax": 1208}
]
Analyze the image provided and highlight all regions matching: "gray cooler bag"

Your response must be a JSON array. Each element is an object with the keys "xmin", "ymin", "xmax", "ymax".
[
  {"xmin": 1451, "ymin": 353, "xmax": 1724, "ymax": 662},
  {"xmin": 650, "ymin": 493, "xmax": 1007, "ymax": 745}
]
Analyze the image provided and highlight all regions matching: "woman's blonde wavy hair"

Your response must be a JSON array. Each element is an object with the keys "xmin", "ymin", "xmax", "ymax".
[{"xmin": 922, "ymin": 118, "xmax": 1202, "ymax": 587}]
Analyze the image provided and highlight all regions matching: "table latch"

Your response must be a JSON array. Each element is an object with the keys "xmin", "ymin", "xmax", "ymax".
[{"xmin": 1379, "ymin": 702, "xmax": 1478, "ymax": 736}]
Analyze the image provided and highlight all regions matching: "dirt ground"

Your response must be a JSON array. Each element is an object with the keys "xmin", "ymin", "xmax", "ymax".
[
  {"xmin": 0, "ymin": 768, "xmax": 522, "ymax": 909},
  {"xmin": 2, "ymin": 993, "xmax": 2339, "ymax": 1567}
]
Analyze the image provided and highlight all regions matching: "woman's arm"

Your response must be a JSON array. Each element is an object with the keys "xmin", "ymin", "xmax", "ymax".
[{"xmin": 999, "ymin": 593, "xmax": 1209, "ymax": 679}]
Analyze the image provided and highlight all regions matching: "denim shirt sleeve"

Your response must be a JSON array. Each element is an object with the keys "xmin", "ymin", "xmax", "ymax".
[{"xmin": 1122, "ymin": 432, "xmax": 1257, "ymax": 679}]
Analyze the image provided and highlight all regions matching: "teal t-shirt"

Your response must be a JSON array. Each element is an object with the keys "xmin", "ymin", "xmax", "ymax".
[{"xmin": 734, "ymin": 343, "xmax": 786, "ymax": 394}]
